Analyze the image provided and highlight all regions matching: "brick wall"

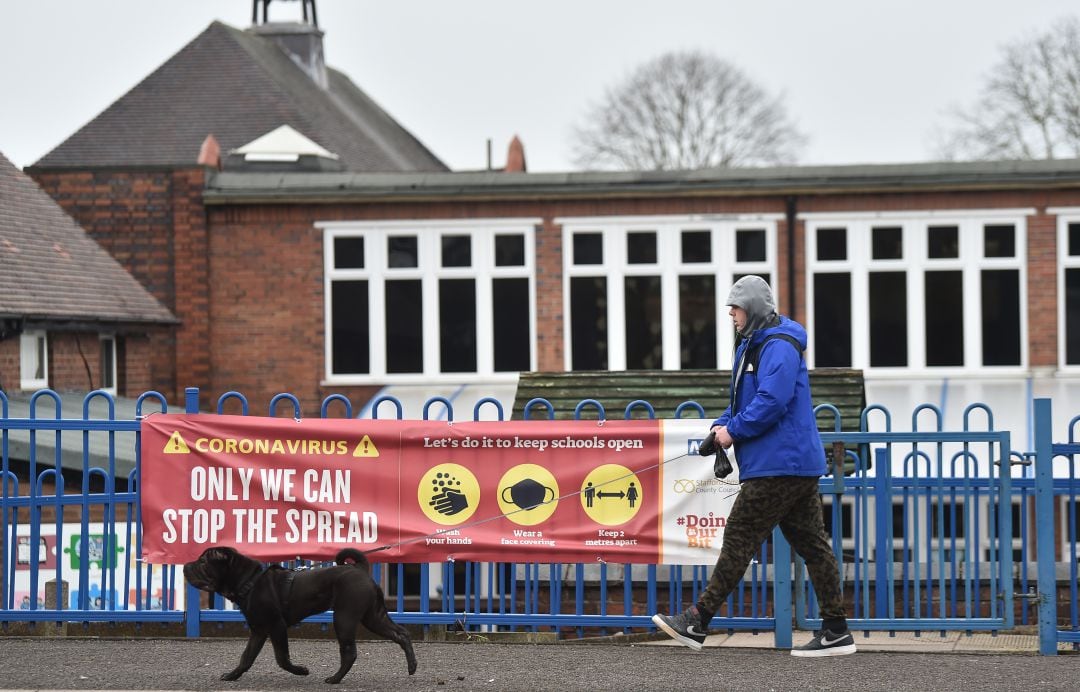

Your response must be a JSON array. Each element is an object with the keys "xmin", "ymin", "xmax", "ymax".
[
  {"xmin": 28, "ymin": 171, "xmax": 1080, "ymax": 412},
  {"xmin": 29, "ymin": 167, "xmax": 205, "ymax": 404},
  {"xmin": 0, "ymin": 338, "xmax": 18, "ymax": 393}
]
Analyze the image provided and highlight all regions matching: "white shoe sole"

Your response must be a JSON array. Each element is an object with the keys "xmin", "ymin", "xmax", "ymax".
[
  {"xmin": 651, "ymin": 614, "xmax": 704, "ymax": 651},
  {"xmin": 790, "ymin": 643, "xmax": 857, "ymax": 657}
]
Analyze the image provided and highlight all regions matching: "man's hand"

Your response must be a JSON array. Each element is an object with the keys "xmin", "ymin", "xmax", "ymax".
[{"xmin": 711, "ymin": 425, "xmax": 734, "ymax": 449}]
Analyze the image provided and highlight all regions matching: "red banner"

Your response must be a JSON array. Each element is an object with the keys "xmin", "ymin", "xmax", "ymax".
[{"xmin": 141, "ymin": 414, "xmax": 664, "ymax": 564}]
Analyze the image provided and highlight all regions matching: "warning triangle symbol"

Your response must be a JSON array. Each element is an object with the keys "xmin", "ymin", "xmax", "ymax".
[
  {"xmin": 353, "ymin": 434, "xmax": 379, "ymax": 458},
  {"xmin": 164, "ymin": 431, "xmax": 191, "ymax": 454}
]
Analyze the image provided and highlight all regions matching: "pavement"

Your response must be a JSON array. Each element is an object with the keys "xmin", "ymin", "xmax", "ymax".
[
  {"xmin": 643, "ymin": 628, "xmax": 1055, "ymax": 653},
  {"xmin": 2, "ymin": 619, "xmax": 1065, "ymax": 689},
  {"xmin": 0, "ymin": 634, "xmax": 1078, "ymax": 691}
]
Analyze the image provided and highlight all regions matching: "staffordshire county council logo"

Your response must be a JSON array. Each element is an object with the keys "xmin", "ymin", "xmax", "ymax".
[{"xmin": 672, "ymin": 479, "xmax": 697, "ymax": 494}]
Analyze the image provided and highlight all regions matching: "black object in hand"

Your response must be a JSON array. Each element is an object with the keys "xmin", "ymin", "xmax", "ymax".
[{"xmin": 698, "ymin": 430, "xmax": 734, "ymax": 479}]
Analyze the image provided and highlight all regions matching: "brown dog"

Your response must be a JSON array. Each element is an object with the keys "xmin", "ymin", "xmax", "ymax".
[{"xmin": 183, "ymin": 546, "xmax": 417, "ymax": 684}]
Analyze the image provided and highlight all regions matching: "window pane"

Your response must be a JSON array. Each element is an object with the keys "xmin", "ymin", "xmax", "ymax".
[
  {"xmin": 627, "ymin": 231, "xmax": 657, "ymax": 264},
  {"xmin": 439, "ymin": 279, "xmax": 477, "ymax": 372},
  {"xmin": 679, "ymin": 275, "xmax": 716, "ymax": 369},
  {"xmin": 813, "ymin": 273, "xmax": 851, "ymax": 366},
  {"xmin": 34, "ymin": 336, "xmax": 45, "ymax": 379},
  {"xmin": 625, "ymin": 276, "xmax": 662, "ymax": 369},
  {"xmin": 1069, "ymin": 223, "xmax": 1080, "ymax": 256},
  {"xmin": 1067, "ymin": 268, "xmax": 1080, "ymax": 364},
  {"xmin": 20, "ymin": 332, "xmax": 47, "ymax": 385},
  {"xmin": 441, "ymin": 235, "xmax": 472, "ymax": 267},
  {"xmin": 570, "ymin": 276, "xmax": 608, "ymax": 370},
  {"xmin": 816, "ymin": 228, "xmax": 847, "ymax": 261},
  {"xmin": 869, "ymin": 272, "xmax": 907, "ymax": 366},
  {"xmin": 736, "ymin": 229, "xmax": 766, "ymax": 262},
  {"xmin": 981, "ymin": 269, "xmax": 1020, "ymax": 365},
  {"xmin": 493, "ymin": 278, "xmax": 531, "ymax": 371},
  {"xmin": 928, "ymin": 225, "xmax": 959, "ymax": 259},
  {"xmin": 925, "ymin": 271, "xmax": 963, "ymax": 365},
  {"xmin": 388, "ymin": 236, "xmax": 418, "ymax": 268},
  {"xmin": 334, "ymin": 237, "xmax": 364, "ymax": 269},
  {"xmin": 681, "ymin": 230, "xmax": 711, "ymax": 263},
  {"xmin": 495, "ymin": 234, "xmax": 525, "ymax": 266},
  {"xmin": 872, "ymin": 227, "xmax": 902, "ymax": 260},
  {"xmin": 983, "ymin": 224, "xmax": 1015, "ymax": 258},
  {"xmin": 100, "ymin": 337, "xmax": 115, "ymax": 389},
  {"xmin": 385, "ymin": 280, "xmax": 422, "ymax": 373},
  {"xmin": 573, "ymin": 233, "xmax": 603, "ymax": 264},
  {"xmin": 332, "ymin": 280, "xmax": 370, "ymax": 374}
]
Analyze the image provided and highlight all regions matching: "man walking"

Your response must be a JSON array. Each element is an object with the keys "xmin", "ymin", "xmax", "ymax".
[{"xmin": 652, "ymin": 275, "xmax": 855, "ymax": 657}]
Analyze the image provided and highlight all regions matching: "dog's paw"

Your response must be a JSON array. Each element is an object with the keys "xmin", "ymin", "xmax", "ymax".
[
  {"xmin": 408, "ymin": 659, "xmax": 418, "ymax": 675},
  {"xmin": 287, "ymin": 664, "xmax": 309, "ymax": 676},
  {"xmin": 324, "ymin": 674, "xmax": 344, "ymax": 684},
  {"xmin": 219, "ymin": 671, "xmax": 243, "ymax": 682}
]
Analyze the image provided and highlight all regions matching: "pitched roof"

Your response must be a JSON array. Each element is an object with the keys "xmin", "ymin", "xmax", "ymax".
[
  {"xmin": 32, "ymin": 21, "xmax": 447, "ymax": 173},
  {"xmin": 0, "ymin": 151, "xmax": 176, "ymax": 326}
]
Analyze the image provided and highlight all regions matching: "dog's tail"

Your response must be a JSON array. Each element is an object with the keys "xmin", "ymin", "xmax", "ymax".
[{"xmin": 335, "ymin": 548, "xmax": 371, "ymax": 571}]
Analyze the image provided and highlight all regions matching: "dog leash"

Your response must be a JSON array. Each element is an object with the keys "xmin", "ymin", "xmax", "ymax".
[{"xmin": 362, "ymin": 446, "xmax": 739, "ymax": 556}]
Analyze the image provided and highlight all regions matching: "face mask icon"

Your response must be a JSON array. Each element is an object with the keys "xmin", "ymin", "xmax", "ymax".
[{"xmin": 501, "ymin": 477, "xmax": 556, "ymax": 510}]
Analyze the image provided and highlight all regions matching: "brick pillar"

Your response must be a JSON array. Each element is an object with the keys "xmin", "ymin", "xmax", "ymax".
[
  {"xmin": 171, "ymin": 167, "xmax": 212, "ymax": 406},
  {"xmin": 1028, "ymin": 211, "xmax": 1057, "ymax": 369},
  {"xmin": 534, "ymin": 219, "xmax": 564, "ymax": 371}
]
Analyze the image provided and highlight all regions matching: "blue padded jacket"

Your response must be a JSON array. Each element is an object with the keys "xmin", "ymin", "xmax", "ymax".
[{"xmin": 712, "ymin": 316, "xmax": 826, "ymax": 480}]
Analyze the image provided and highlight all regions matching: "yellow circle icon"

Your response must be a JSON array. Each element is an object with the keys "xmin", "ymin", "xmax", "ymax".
[
  {"xmin": 418, "ymin": 463, "xmax": 480, "ymax": 525},
  {"xmin": 496, "ymin": 464, "xmax": 559, "ymax": 526},
  {"xmin": 580, "ymin": 464, "xmax": 642, "ymax": 526}
]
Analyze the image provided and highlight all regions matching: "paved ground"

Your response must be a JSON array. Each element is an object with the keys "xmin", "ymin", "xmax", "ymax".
[{"xmin": 0, "ymin": 632, "xmax": 1076, "ymax": 691}]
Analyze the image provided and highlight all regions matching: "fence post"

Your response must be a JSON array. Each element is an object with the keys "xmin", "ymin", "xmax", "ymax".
[
  {"xmin": 184, "ymin": 387, "xmax": 201, "ymax": 639},
  {"xmin": 1033, "ymin": 397, "xmax": 1057, "ymax": 656},
  {"xmin": 773, "ymin": 527, "xmax": 792, "ymax": 648}
]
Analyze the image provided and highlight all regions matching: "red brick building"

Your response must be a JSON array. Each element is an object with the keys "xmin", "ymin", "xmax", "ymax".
[
  {"xmin": 22, "ymin": 14, "xmax": 1080, "ymax": 419},
  {"xmin": 0, "ymin": 152, "xmax": 174, "ymax": 397}
]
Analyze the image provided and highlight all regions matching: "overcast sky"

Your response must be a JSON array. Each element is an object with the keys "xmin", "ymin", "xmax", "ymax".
[{"xmin": 3, "ymin": 1, "xmax": 1079, "ymax": 172}]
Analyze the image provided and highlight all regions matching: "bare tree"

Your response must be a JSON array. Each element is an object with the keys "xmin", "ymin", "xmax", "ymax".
[
  {"xmin": 571, "ymin": 50, "xmax": 805, "ymax": 170},
  {"xmin": 934, "ymin": 17, "xmax": 1080, "ymax": 160}
]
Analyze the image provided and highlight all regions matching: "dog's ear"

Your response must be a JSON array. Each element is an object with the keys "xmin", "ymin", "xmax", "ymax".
[{"xmin": 204, "ymin": 546, "xmax": 234, "ymax": 564}]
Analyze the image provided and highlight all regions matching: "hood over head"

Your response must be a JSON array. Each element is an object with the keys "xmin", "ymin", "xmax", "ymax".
[{"xmin": 726, "ymin": 275, "xmax": 779, "ymax": 339}]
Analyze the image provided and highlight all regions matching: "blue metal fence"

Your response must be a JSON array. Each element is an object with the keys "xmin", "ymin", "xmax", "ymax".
[{"xmin": 1, "ymin": 387, "xmax": 1077, "ymax": 654}]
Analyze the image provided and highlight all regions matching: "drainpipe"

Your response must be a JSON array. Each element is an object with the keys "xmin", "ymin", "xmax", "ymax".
[{"xmin": 785, "ymin": 196, "xmax": 798, "ymax": 317}]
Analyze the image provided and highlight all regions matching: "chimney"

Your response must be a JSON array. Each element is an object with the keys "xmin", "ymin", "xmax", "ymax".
[
  {"xmin": 250, "ymin": 0, "xmax": 327, "ymax": 88},
  {"xmin": 197, "ymin": 134, "xmax": 221, "ymax": 169},
  {"xmin": 505, "ymin": 135, "xmax": 527, "ymax": 173}
]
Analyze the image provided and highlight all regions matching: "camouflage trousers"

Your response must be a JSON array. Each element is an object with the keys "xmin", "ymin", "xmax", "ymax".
[{"xmin": 697, "ymin": 476, "xmax": 846, "ymax": 624}]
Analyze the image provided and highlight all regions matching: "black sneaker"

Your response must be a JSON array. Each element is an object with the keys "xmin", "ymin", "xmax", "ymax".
[
  {"xmin": 791, "ymin": 628, "xmax": 857, "ymax": 657},
  {"xmin": 651, "ymin": 605, "xmax": 707, "ymax": 650}
]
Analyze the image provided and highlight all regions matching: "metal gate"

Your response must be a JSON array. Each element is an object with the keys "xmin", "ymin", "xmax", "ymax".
[
  {"xmin": 1033, "ymin": 397, "xmax": 1080, "ymax": 654},
  {"xmin": 793, "ymin": 403, "xmax": 1015, "ymax": 638}
]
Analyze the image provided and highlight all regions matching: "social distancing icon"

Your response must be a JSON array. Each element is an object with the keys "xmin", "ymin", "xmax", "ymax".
[
  {"xmin": 163, "ymin": 431, "xmax": 190, "ymax": 454},
  {"xmin": 353, "ymin": 434, "xmax": 379, "ymax": 457},
  {"xmin": 497, "ymin": 464, "xmax": 560, "ymax": 526},
  {"xmin": 580, "ymin": 464, "xmax": 641, "ymax": 526},
  {"xmin": 418, "ymin": 463, "xmax": 480, "ymax": 525}
]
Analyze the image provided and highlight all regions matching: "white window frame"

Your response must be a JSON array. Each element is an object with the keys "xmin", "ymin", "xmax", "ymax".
[
  {"xmin": 803, "ymin": 209, "xmax": 1031, "ymax": 376},
  {"xmin": 99, "ymin": 333, "xmax": 117, "ymax": 394},
  {"xmin": 19, "ymin": 330, "xmax": 48, "ymax": 390},
  {"xmin": 556, "ymin": 214, "xmax": 781, "ymax": 371},
  {"xmin": 318, "ymin": 218, "xmax": 539, "ymax": 384},
  {"xmin": 1051, "ymin": 207, "xmax": 1080, "ymax": 371}
]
